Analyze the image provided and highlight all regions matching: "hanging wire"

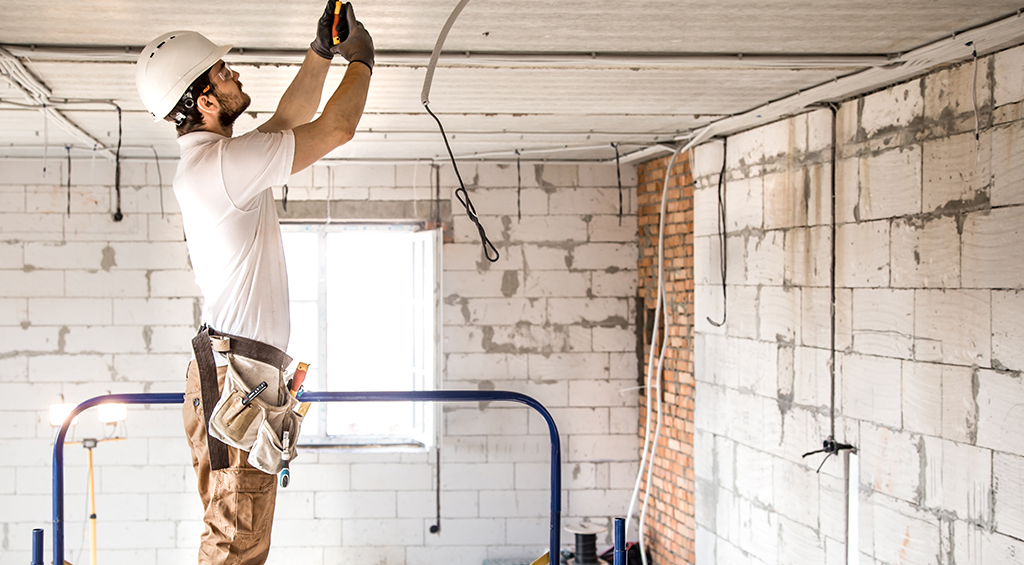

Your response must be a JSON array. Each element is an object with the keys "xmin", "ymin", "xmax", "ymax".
[
  {"xmin": 42, "ymin": 103, "xmax": 48, "ymax": 174},
  {"xmin": 112, "ymin": 106, "xmax": 123, "ymax": 222},
  {"xmin": 802, "ymin": 104, "xmax": 855, "ymax": 472},
  {"xmin": 515, "ymin": 149, "xmax": 522, "ymax": 222},
  {"xmin": 968, "ymin": 41, "xmax": 981, "ymax": 162},
  {"xmin": 65, "ymin": 145, "xmax": 72, "ymax": 216},
  {"xmin": 613, "ymin": 143, "xmax": 623, "ymax": 225},
  {"xmin": 707, "ymin": 138, "xmax": 728, "ymax": 327},
  {"xmin": 424, "ymin": 104, "xmax": 499, "ymax": 261},
  {"xmin": 149, "ymin": 146, "xmax": 165, "ymax": 218}
]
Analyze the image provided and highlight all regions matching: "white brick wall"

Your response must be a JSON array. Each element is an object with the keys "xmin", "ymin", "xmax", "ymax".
[
  {"xmin": 694, "ymin": 46, "xmax": 1024, "ymax": 565},
  {"xmin": 0, "ymin": 160, "xmax": 638, "ymax": 564}
]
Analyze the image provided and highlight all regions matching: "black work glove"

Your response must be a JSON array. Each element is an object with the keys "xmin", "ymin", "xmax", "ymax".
[
  {"xmin": 310, "ymin": 0, "xmax": 348, "ymax": 60},
  {"xmin": 331, "ymin": 3, "xmax": 375, "ymax": 73}
]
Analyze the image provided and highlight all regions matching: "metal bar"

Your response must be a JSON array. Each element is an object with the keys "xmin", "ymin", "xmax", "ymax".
[
  {"xmin": 31, "ymin": 528, "xmax": 43, "ymax": 565},
  {"xmin": 613, "ymin": 518, "xmax": 625, "ymax": 565},
  {"xmin": 52, "ymin": 390, "xmax": 561, "ymax": 564}
]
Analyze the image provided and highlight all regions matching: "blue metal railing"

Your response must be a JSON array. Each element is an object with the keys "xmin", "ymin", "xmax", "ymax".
[{"xmin": 50, "ymin": 390, "xmax": 561, "ymax": 564}]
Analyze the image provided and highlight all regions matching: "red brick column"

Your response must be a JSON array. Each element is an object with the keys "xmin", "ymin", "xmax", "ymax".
[{"xmin": 636, "ymin": 153, "xmax": 696, "ymax": 564}]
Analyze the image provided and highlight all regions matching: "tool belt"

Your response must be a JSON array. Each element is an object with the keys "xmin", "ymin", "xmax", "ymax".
[{"xmin": 192, "ymin": 326, "xmax": 303, "ymax": 474}]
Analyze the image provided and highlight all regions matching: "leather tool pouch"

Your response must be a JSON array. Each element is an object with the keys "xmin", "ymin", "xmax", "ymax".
[{"xmin": 193, "ymin": 327, "xmax": 302, "ymax": 474}]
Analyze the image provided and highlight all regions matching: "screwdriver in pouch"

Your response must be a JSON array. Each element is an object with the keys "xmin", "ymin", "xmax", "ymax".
[{"xmin": 241, "ymin": 381, "xmax": 268, "ymax": 408}]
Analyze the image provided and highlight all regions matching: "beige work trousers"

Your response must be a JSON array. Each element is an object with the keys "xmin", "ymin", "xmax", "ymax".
[{"xmin": 184, "ymin": 360, "xmax": 277, "ymax": 565}]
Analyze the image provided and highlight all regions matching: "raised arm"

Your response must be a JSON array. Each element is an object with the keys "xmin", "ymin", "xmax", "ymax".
[
  {"xmin": 258, "ymin": 50, "xmax": 331, "ymax": 134},
  {"xmin": 290, "ymin": 61, "xmax": 370, "ymax": 174}
]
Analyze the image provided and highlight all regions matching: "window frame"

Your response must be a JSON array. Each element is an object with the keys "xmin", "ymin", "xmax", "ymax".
[{"xmin": 281, "ymin": 222, "xmax": 442, "ymax": 450}]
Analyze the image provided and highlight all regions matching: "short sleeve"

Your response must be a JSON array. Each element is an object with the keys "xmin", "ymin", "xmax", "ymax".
[{"xmin": 220, "ymin": 129, "xmax": 295, "ymax": 210}]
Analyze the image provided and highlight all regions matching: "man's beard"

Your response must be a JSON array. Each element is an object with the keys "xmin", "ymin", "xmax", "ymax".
[{"xmin": 215, "ymin": 89, "xmax": 251, "ymax": 129}]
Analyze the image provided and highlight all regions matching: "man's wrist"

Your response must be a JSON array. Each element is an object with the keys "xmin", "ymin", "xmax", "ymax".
[{"xmin": 349, "ymin": 60, "xmax": 373, "ymax": 74}]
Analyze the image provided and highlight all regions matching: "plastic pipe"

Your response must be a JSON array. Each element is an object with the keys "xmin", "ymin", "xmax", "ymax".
[
  {"xmin": 53, "ymin": 390, "xmax": 561, "ymax": 564},
  {"xmin": 31, "ymin": 528, "xmax": 43, "ymax": 565},
  {"xmin": 613, "ymin": 518, "xmax": 626, "ymax": 565}
]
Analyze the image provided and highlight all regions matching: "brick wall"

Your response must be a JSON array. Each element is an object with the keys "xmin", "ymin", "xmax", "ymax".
[
  {"xmin": 0, "ymin": 157, "xmax": 640, "ymax": 564},
  {"xmin": 635, "ymin": 153, "xmax": 696, "ymax": 564},
  {"xmin": 692, "ymin": 45, "xmax": 1024, "ymax": 564}
]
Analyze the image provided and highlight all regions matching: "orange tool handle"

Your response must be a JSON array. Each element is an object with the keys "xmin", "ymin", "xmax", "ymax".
[
  {"xmin": 332, "ymin": 1, "xmax": 343, "ymax": 45},
  {"xmin": 290, "ymin": 362, "xmax": 308, "ymax": 396}
]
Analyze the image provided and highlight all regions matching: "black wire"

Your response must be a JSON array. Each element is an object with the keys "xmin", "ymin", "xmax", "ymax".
[
  {"xmin": 282, "ymin": 183, "xmax": 289, "ymax": 212},
  {"xmin": 113, "ymin": 106, "xmax": 124, "ymax": 222},
  {"xmin": 424, "ymin": 103, "xmax": 499, "ymax": 262},
  {"xmin": 516, "ymin": 149, "xmax": 522, "ymax": 222},
  {"xmin": 429, "ymin": 445, "xmax": 442, "ymax": 534},
  {"xmin": 65, "ymin": 145, "xmax": 72, "ymax": 216},
  {"xmin": 828, "ymin": 104, "xmax": 838, "ymax": 441},
  {"xmin": 432, "ymin": 164, "xmax": 440, "ymax": 229},
  {"xmin": 707, "ymin": 138, "xmax": 728, "ymax": 327},
  {"xmin": 614, "ymin": 143, "xmax": 622, "ymax": 226},
  {"xmin": 151, "ymin": 147, "xmax": 165, "ymax": 218}
]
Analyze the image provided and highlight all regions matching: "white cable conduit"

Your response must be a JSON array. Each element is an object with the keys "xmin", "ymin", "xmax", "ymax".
[
  {"xmin": 0, "ymin": 46, "xmax": 115, "ymax": 160},
  {"xmin": 624, "ymin": 125, "xmax": 714, "ymax": 564},
  {"xmin": 2, "ymin": 43, "xmax": 894, "ymax": 70},
  {"xmin": 663, "ymin": 8, "xmax": 1024, "ymax": 148}
]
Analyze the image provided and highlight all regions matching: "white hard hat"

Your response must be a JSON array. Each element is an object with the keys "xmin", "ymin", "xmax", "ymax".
[{"xmin": 136, "ymin": 31, "xmax": 232, "ymax": 122}]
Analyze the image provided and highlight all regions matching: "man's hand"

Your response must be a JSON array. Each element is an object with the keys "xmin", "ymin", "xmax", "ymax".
[
  {"xmin": 331, "ymin": 3, "xmax": 374, "ymax": 73},
  {"xmin": 310, "ymin": 0, "xmax": 342, "ymax": 60}
]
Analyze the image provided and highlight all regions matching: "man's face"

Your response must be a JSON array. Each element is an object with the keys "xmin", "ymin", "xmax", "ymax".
[{"xmin": 208, "ymin": 60, "xmax": 251, "ymax": 128}]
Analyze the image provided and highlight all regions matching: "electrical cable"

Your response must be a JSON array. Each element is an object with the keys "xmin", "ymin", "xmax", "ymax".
[
  {"xmin": 149, "ymin": 146, "xmax": 164, "ymax": 218},
  {"xmin": 624, "ymin": 125, "xmax": 714, "ymax": 562},
  {"xmin": 421, "ymin": 0, "xmax": 498, "ymax": 262},
  {"xmin": 968, "ymin": 41, "xmax": 981, "ymax": 161},
  {"xmin": 424, "ymin": 104, "xmax": 499, "ymax": 262},
  {"xmin": 112, "ymin": 105, "xmax": 123, "ymax": 222},
  {"xmin": 65, "ymin": 145, "xmax": 72, "ymax": 216},
  {"xmin": 516, "ymin": 149, "xmax": 522, "ymax": 222},
  {"xmin": 707, "ymin": 138, "xmax": 728, "ymax": 327},
  {"xmin": 614, "ymin": 143, "xmax": 623, "ymax": 225},
  {"xmin": 42, "ymin": 103, "xmax": 48, "ymax": 174},
  {"xmin": 801, "ymin": 105, "xmax": 854, "ymax": 472},
  {"xmin": 429, "ymin": 445, "xmax": 442, "ymax": 534},
  {"xmin": 625, "ymin": 147, "xmax": 680, "ymax": 561}
]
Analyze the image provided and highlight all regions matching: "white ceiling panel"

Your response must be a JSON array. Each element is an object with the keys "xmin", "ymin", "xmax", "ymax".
[{"xmin": 2, "ymin": 0, "xmax": 1023, "ymax": 163}]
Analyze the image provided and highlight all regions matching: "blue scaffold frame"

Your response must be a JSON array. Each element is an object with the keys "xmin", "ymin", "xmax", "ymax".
[{"xmin": 49, "ymin": 390, "xmax": 561, "ymax": 564}]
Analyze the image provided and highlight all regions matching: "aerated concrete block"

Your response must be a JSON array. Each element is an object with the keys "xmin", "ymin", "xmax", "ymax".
[
  {"xmin": 993, "ymin": 290, "xmax": 1024, "ymax": 372},
  {"xmin": 841, "ymin": 354, "xmax": 903, "ymax": 428},
  {"xmin": 30, "ymin": 297, "xmax": 114, "ymax": 326},
  {"xmin": 65, "ymin": 269, "xmax": 149, "ymax": 298},
  {"xmin": 856, "ymin": 147, "xmax": 922, "ymax": 221},
  {"xmin": 976, "ymin": 368, "xmax": 1024, "ymax": 457},
  {"xmin": 784, "ymin": 226, "xmax": 831, "ymax": 288},
  {"xmin": 994, "ymin": 451, "xmax": 1024, "ymax": 539},
  {"xmin": 925, "ymin": 59, "xmax": 994, "ymax": 136},
  {"xmin": 745, "ymin": 230, "xmax": 785, "ymax": 286},
  {"xmin": 901, "ymin": 361, "xmax": 943, "ymax": 437},
  {"xmin": 923, "ymin": 131, "xmax": 992, "ymax": 213},
  {"xmin": 994, "ymin": 44, "xmax": 1024, "ymax": 108},
  {"xmin": 835, "ymin": 220, "xmax": 890, "ymax": 288},
  {"xmin": 861, "ymin": 80, "xmax": 924, "ymax": 138},
  {"xmin": 725, "ymin": 176, "xmax": 764, "ymax": 232},
  {"xmin": 914, "ymin": 289, "xmax": 991, "ymax": 367},
  {"xmin": 852, "ymin": 289, "xmax": 914, "ymax": 358},
  {"xmin": 890, "ymin": 215, "xmax": 961, "ymax": 289},
  {"xmin": 962, "ymin": 206, "xmax": 1024, "ymax": 289},
  {"xmin": 990, "ymin": 121, "xmax": 1024, "ymax": 207},
  {"xmin": 923, "ymin": 437, "xmax": 991, "ymax": 522}
]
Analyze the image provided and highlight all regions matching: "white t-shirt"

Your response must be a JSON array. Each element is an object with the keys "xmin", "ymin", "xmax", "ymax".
[{"xmin": 173, "ymin": 129, "xmax": 295, "ymax": 352}]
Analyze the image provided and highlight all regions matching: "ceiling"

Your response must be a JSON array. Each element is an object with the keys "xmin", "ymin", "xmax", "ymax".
[{"xmin": 1, "ymin": 0, "xmax": 1023, "ymax": 164}]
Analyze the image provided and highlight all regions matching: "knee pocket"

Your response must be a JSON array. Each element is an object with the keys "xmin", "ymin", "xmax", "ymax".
[{"xmin": 210, "ymin": 468, "xmax": 276, "ymax": 546}]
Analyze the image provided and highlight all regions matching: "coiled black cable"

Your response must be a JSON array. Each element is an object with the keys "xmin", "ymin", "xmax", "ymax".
[{"xmin": 424, "ymin": 103, "xmax": 499, "ymax": 262}]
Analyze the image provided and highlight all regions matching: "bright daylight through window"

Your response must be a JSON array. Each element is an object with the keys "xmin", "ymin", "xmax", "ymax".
[{"xmin": 281, "ymin": 225, "xmax": 440, "ymax": 448}]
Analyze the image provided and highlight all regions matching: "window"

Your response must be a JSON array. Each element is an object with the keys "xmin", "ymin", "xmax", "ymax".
[{"xmin": 281, "ymin": 224, "xmax": 440, "ymax": 448}]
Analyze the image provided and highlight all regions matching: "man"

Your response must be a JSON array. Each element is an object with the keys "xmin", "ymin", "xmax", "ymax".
[{"xmin": 134, "ymin": 2, "xmax": 373, "ymax": 563}]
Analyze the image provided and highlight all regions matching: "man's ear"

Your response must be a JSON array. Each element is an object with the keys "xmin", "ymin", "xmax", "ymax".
[{"xmin": 197, "ymin": 92, "xmax": 220, "ymax": 119}]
